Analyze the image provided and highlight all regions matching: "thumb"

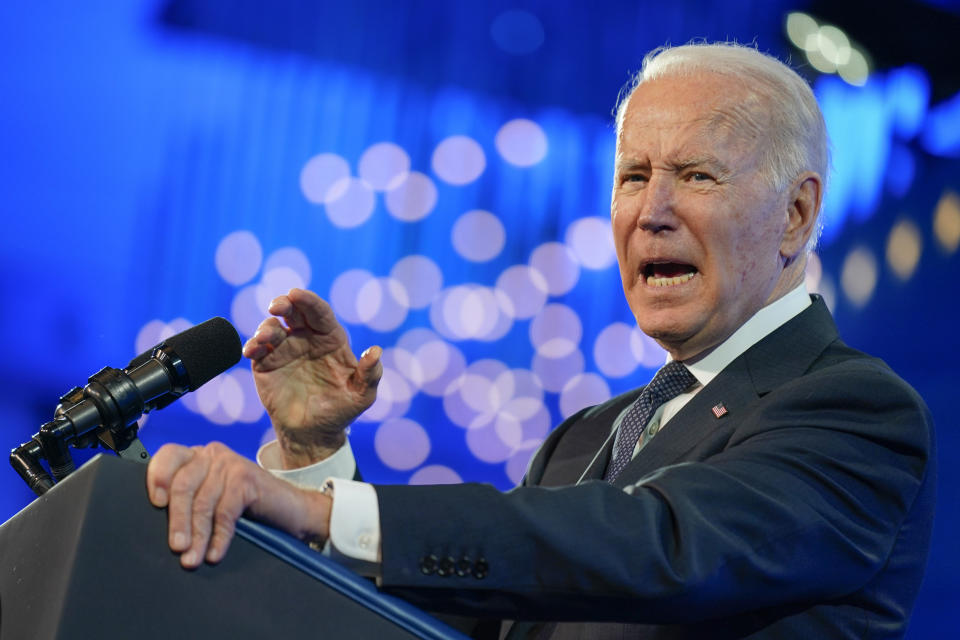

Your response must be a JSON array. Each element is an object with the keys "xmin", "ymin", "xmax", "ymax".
[{"xmin": 357, "ymin": 345, "xmax": 383, "ymax": 389}]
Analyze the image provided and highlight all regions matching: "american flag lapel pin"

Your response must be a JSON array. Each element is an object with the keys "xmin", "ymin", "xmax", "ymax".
[{"xmin": 711, "ymin": 403, "xmax": 728, "ymax": 419}]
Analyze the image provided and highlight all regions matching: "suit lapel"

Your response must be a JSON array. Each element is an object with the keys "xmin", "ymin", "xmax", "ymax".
[
  {"xmin": 611, "ymin": 357, "xmax": 756, "ymax": 488},
  {"xmin": 610, "ymin": 296, "xmax": 839, "ymax": 489},
  {"xmin": 577, "ymin": 428, "xmax": 617, "ymax": 482},
  {"xmin": 534, "ymin": 389, "xmax": 641, "ymax": 487}
]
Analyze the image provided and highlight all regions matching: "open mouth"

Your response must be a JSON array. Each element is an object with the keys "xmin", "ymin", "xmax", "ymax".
[{"xmin": 643, "ymin": 262, "xmax": 698, "ymax": 287}]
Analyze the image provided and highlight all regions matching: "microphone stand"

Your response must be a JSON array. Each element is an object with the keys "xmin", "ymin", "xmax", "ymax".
[
  {"xmin": 8, "ymin": 316, "xmax": 241, "ymax": 497},
  {"xmin": 10, "ymin": 369, "xmax": 153, "ymax": 497}
]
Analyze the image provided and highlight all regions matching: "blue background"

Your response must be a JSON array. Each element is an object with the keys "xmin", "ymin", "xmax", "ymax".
[{"xmin": 1, "ymin": 1, "xmax": 957, "ymax": 635}]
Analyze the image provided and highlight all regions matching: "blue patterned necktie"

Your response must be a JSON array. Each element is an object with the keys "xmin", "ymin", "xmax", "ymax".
[{"xmin": 604, "ymin": 361, "xmax": 697, "ymax": 482}]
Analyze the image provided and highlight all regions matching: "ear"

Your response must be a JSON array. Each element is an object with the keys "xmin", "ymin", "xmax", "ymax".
[{"xmin": 779, "ymin": 172, "xmax": 823, "ymax": 261}]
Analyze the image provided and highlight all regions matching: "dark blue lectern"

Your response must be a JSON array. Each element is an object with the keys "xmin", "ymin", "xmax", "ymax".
[{"xmin": 0, "ymin": 455, "xmax": 468, "ymax": 639}]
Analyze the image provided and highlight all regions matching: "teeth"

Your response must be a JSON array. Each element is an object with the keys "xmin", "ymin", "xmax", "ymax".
[{"xmin": 646, "ymin": 272, "xmax": 696, "ymax": 287}]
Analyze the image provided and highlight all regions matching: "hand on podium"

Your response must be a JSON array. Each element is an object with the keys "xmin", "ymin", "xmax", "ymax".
[{"xmin": 147, "ymin": 441, "xmax": 332, "ymax": 568}]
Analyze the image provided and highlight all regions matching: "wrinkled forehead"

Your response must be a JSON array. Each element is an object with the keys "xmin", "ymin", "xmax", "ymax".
[{"xmin": 616, "ymin": 75, "xmax": 771, "ymax": 157}]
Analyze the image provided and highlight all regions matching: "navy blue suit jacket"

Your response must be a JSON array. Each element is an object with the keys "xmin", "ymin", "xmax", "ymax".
[{"xmin": 375, "ymin": 298, "xmax": 936, "ymax": 639}]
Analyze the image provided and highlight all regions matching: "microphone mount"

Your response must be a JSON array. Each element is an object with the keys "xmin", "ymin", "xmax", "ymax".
[
  {"xmin": 9, "ymin": 316, "xmax": 242, "ymax": 497},
  {"xmin": 10, "ymin": 345, "xmax": 187, "ymax": 496}
]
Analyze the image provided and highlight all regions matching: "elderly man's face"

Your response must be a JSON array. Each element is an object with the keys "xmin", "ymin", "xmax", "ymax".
[{"xmin": 612, "ymin": 72, "xmax": 799, "ymax": 361}]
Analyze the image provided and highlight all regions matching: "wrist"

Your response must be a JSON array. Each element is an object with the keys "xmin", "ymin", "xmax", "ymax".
[
  {"xmin": 275, "ymin": 426, "xmax": 347, "ymax": 470},
  {"xmin": 299, "ymin": 484, "xmax": 333, "ymax": 548}
]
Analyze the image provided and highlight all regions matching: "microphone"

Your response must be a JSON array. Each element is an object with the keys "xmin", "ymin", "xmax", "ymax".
[
  {"xmin": 10, "ymin": 317, "xmax": 242, "ymax": 494},
  {"xmin": 122, "ymin": 316, "xmax": 243, "ymax": 413}
]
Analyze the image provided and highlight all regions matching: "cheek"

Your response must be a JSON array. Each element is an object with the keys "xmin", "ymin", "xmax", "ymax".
[
  {"xmin": 610, "ymin": 201, "xmax": 632, "ymax": 252},
  {"xmin": 703, "ymin": 224, "xmax": 759, "ymax": 294},
  {"xmin": 727, "ymin": 219, "xmax": 784, "ymax": 289}
]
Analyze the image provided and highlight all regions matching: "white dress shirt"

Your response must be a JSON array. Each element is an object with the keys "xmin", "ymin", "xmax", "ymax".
[{"xmin": 258, "ymin": 284, "xmax": 813, "ymax": 568}]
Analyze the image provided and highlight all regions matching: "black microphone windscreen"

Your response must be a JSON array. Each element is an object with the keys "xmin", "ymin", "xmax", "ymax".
[{"xmin": 164, "ymin": 317, "xmax": 242, "ymax": 389}]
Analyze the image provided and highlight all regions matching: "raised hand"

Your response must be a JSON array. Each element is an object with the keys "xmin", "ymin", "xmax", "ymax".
[{"xmin": 243, "ymin": 288, "xmax": 382, "ymax": 468}]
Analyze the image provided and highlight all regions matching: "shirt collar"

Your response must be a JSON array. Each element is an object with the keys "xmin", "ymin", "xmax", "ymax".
[{"xmin": 674, "ymin": 284, "xmax": 811, "ymax": 389}]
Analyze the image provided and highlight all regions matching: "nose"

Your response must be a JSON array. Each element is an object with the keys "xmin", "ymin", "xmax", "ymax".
[{"xmin": 636, "ymin": 172, "xmax": 677, "ymax": 234}]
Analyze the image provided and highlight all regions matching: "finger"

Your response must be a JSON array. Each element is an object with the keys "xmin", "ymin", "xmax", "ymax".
[
  {"xmin": 356, "ymin": 345, "xmax": 384, "ymax": 389},
  {"xmin": 286, "ymin": 288, "xmax": 340, "ymax": 334},
  {"xmin": 277, "ymin": 288, "xmax": 310, "ymax": 331},
  {"xmin": 166, "ymin": 447, "xmax": 211, "ymax": 556},
  {"xmin": 205, "ymin": 480, "xmax": 248, "ymax": 564},
  {"xmin": 146, "ymin": 443, "xmax": 195, "ymax": 508},
  {"xmin": 182, "ymin": 452, "xmax": 229, "ymax": 568},
  {"xmin": 267, "ymin": 293, "xmax": 293, "ymax": 318},
  {"xmin": 242, "ymin": 317, "xmax": 287, "ymax": 359}
]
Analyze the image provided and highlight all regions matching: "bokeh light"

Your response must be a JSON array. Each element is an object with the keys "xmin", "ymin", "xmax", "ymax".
[
  {"xmin": 325, "ymin": 177, "xmax": 376, "ymax": 228},
  {"xmin": 215, "ymin": 231, "xmax": 263, "ymax": 286},
  {"xmin": 804, "ymin": 252, "xmax": 823, "ymax": 292},
  {"xmin": 375, "ymin": 418, "xmax": 430, "ymax": 471},
  {"xmin": 183, "ymin": 368, "xmax": 264, "ymax": 427},
  {"xmin": 300, "ymin": 153, "xmax": 351, "ymax": 204},
  {"xmin": 630, "ymin": 328, "xmax": 667, "ymax": 369},
  {"xmin": 565, "ymin": 217, "xmax": 617, "ymax": 269},
  {"xmin": 532, "ymin": 348, "xmax": 586, "ymax": 393},
  {"xmin": 231, "ymin": 285, "xmax": 267, "ymax": 336},
  {"xmin": 357, "ymin": 277, "xmax": 410, "ymax": 332},
  {"xmin": 495, "ymin": 265, "xmax": 548, "ymax": 319},
  {"xmin": 330, "ymin": 269, "xmax": 376, "ymax": 325},
  {"xmin": 389, "ymin": 255, "xmax": 443, "ymax": 308},
  {"xmin": 530, "ymin": 304, "xmax": 582, "ymax": 358},
  {"xmin": 785, "ymin": 12, "xmax": 870, "ymax": 86},
  {"xmin": 451, "ymin": 210, "xmax": 506, "ymax": 262},
  {"xmin": 840, "ymin": 247, "xmax": 878, "ymax": 307},
  {"xmin": 505, "ymin": 441, "xmax": 541, "ymax": 484},
  {"xmin": 594, "ymin": 322, "xmax": 641, "ymax": 378},
  {"xmin": 837, "ymin": 49, "xmax": 869, "ymax": 86},
  {"xmin": 934, "ymin": 190, "xmax": 960, "ymax": 253},
  {"xmin": 443, "ymin": 359, "xmax": 508, "ymax": 428},
  {"xmin": 256, "ymin": 267, "xmax": 307, "ymax": 312},
  {"xmin": 385, "ymin": 171, "xmax": 438, "ymax": 222},
  {"xmin": 529, "ymin": 242, "xmax": 580, "ymax": 296},
  {"xmin": 358, "ymin": 142, "xmax": 411, "ymax": 191},
  {"xmin": 135, "ymin": 319, "xmax": 172, "ymax": 356},
  {"xmin": 432, "ymin": 135, "xmax": 486, "ymax": 185},
  {"xmin": 430, "ymin": 284, "xmax": 512, "ymax": 342},
  {"xmin": 409, "ymin": 465, "xmax": 462, "ymax": 485},
  {"xmin": 886, "ymin": 219, "xmax": 923, "ymax": 280},
  {"xmin": 357, "ymin": 367, "xmax": 413, "ymax": 422},
  {"xmin": 495, "ymin": 119, "xmax": 548, "ymax": 167},
  {"xmin": 785, "ymin": 12, "xmax": 818, "ymax": 50},
  {"xmin": 263, "ymin": 247, "xmax": 312, "ymax": 289},
  {"xmin": 396, "ymin": 328, "xmax": 466, "ymax": 396},
  {"xmin": 559, "ymin": 373, "xmax": 611, "ymax": 419}
]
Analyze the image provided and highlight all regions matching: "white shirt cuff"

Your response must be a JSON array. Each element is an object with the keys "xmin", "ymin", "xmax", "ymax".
[
  {"xmin": 257, "ymin": 439, "xmax": 382, "ymax": 574},
  {"xmin": 256, "ymin": 438, "xmax": 357, "ymax": 489},
  {"xmin": 325, "ymin": 477, "xmax": 382, "ymax": 572}
]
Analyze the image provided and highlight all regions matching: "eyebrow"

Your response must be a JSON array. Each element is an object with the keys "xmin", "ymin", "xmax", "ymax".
[
  {"xmin": 614, "ymin": 158, "xmax": 650, "ymax": 173},
  {"xmin": 615, "ymin": 154, "xmax": 731, "ymax": 175},
  {"xmin": 673, "ymin": 155, "xmax": 730, "ymax": 173}
]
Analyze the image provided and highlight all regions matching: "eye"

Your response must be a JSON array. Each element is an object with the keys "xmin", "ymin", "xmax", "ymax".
[
  {"xmin": 622, "ymin": 173, "xmax": 648, "ymax": 185},
  {"xmin": 688, "ymin": 171, "xmax": 712, "ymax": 182}
]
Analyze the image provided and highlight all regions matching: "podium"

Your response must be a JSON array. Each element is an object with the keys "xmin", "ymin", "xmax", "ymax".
[{"xmin": 0, "ymin": 455, "xmax": 468, "ymax": 639}]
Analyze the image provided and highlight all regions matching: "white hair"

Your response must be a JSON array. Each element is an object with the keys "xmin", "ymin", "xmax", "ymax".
[{"xmin": 615, "ymin": 43, "xmax": 830, "ymax": 250}]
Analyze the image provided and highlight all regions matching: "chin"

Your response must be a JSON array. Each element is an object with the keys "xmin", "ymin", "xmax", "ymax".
[
  {"xmin": 632, "ymin": 305, "xmax": 708, "ymax": 354},
  {"xmin": 635, "ymin": 318, "xmax": 691, "ymax": 348}
]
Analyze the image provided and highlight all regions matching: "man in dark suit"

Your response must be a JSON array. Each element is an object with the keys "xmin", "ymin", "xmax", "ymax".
[{"xmin": 146, "ymin": 43, "xmax": 935, "ymax": 638}]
